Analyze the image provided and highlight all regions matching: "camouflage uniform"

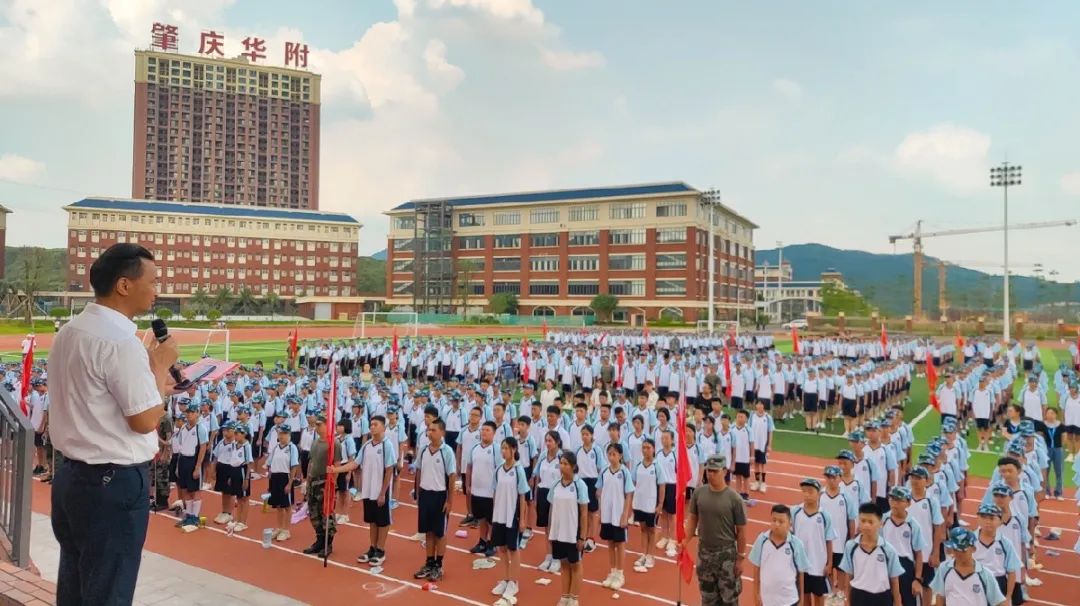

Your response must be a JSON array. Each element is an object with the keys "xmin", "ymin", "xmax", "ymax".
[
  {"xmin": 153, "ymin": 413, "xmax": 174, "ymax": 507},
  {"xmin": 697, "ymin": 544, "xmax": 741, "ymax": 606},
  {"xmin": 304, "ymin": 434, "xmax": 342, "ymax": 553}
]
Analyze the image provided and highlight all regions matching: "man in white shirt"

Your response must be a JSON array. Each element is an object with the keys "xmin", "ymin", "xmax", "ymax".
[{"xmin": 49, "ymin": 244, "xmax": 178, "ymax": 606}]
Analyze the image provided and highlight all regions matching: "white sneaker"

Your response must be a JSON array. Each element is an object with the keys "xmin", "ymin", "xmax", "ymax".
[
  {"xmin": 538, "ymin": 555, "xmax": 553, "ymax": 572},
  {"xmin": 276, "ymin": 530, "xmax": 290, "ymax": 541},
  {"xmin": 335, "ymin": 514, "xmax": 349, "ymax": 524},
  {"xmin": 610, "ymin": 571, "xmax": 625, "ymax": 590},
  {"xmin": 492, "ymin": 580, "xmax": 508, "ymax": 595},
  {"xmin": 645, "ymin": 555, "xmax": 655, "ymax": 568},
  {"xmin": 750, "ymin": 481, "xmax": 760, "ymax": 491},
  {"xmin": 656, "ymin": 537, "xmax": 668, "ymax": 549},
  {"xmin": 1056, "ymin": 495, "xmax": 1064, "ymax": 501},
  {"xmin": 1067, "ymin": 454, "xmax": 1075, "ymax": 463},
  {"xmin": 601, "ymin": 571, "xmax": 616, "ymax": 588},
  {"xmin": 549, "ymin": 559, "xmax": 561, "ymax": 574},
  {"xmin": 634, "ymin": 555, "xmax": 646, "ymax": 568},
  {"xmin": 351, "ymin": 493, "xmax": 363, "ymax": 502},
  {"xmin": 1025, "ymin": 576, "xmax": 1043, "ymax": 587},
  {"xmin": 665, "ymin": 543, "xmax": 677, "ymax": 558},
  {"xmin": 503, "ymin": 581, "xmax": 518, "ymax": 599},
  {"xmin": 213, "ymin": 513, "xmax": 231, "ymax": 524},
  {"xmin": 760, "ymin": 483, "xmax": 767, "ymax": 494},
  {"xmin": 233, "ymin": 522, "xmax": 248, "ymax": 532}
]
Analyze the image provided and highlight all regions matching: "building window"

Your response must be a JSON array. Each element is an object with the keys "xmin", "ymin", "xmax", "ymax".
[
  {"xmin": 530, "ymin": 233, "xmax": 558, "ymax": 248},
  {"xmin": 458, "ymin": 213, "xmax": 485, "ymax": 227},
  {"xmin": 608, "ymin": 254, "xmax": 645, "ymax": 271},
  {"xmin": 393, "ymin": 259, "xmax": 414, "ymax": 273},
  {"xmin": 656, "ymin": 253, "xmax": 687, "ymax": 269},
  {"xmin": 530, "ymin": 256, "xmax": 559, "ymax": 272},
  {"xmin": 656, "ymin": 227, "xmax": 687, "ymax": 243},
  {"xmin": 493, "ymin": 212, "xmax": 520, "ymax": 226},
  {"xmin": 492, "ymin": 282, "xmax": 520, "ymax": 295},
  {"xmin": 393, "ymin": 217, "xmax": 415, "ymax": 230},
  {"xmin": 568, "ymin": 282, "xmax": 600, "ymax": 296},
  {"xmin": 656, "ymin": 279, "xmax": 687, "ymax": 296},
  {"xmin": 76, "ymin": 264, "xmax": 85, "ymax": 275},
  {"xmin": 656, "ymin": 202, "xmax": 687, "ymax": 217},
  {"xmin": 529, "ymin": 208, "xmax": 559, "ymax": 224},
  {"xmin": 609, "ymin": 203, "xmax": 645, "ymax": 220},
  {"xmin": 529, "ymin": 282, "xmax": 560, "ymax": 296},
  {"xmin": 458, "ymin": 236, "xmax": 485, "ymax": 250},
  {"xmin": 393, "ymin": 281, "xmax": 414, "ymax": 295},
  {"xmin": 567, "ymin": 231, "xmax": 599, "ymax": 246},
  {"xmin": 493, "ymin": 235, "xmax": 521, "ymax": 249},
  {"xmin": 609, "ymin": 229, "xmax": 645, "ymax": 245},
  {"xmin": 568, "ymin": 255, "xmax": 599, "ymax": 272},
  {"xmin": 493, "ymin": 257, "xmax": 521, "ymax": 272},
  {"xmin": 393, "ymin": 238, "xmax": 415, "ymax": 252},
  {"xmin": 608, "ymin": 280, "xmax": 645, "ymax": 297},
  {"xmin": 569, "ymin": 205, "xmax": 598, "ymax": 222},
  {"xmin": 466, "ymin": 283, "xmax": 485, "ymax": 296}
]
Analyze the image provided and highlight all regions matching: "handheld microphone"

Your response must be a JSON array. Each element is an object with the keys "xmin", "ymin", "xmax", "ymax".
[{"xmin": 151, "ymin": 319, "xmax": 186, "ymax": 386}]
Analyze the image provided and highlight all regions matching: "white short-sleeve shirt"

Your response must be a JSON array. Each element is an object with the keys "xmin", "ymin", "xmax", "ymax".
[{"xmin": 48, "ymin": 303, "xmax": 162, "ymax": 464}]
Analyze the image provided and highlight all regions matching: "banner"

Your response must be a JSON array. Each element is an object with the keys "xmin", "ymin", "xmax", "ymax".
[
  {"xmin": 521, "ymin": 337, "xmax": 530, "ymax": 383},
  {"xmin": 791, "ymin": 326, "xmax": 800, "ymax": 355},
  {"xmin": 723, "ymin": 342, "xmax": 733, "ymax": 398},
  {"xmin": 616, "ymin": 343, "xmax": 625, "ymax": 388},
  {"xmin": 391, "ymin": 328, "xmax": 399, "ymax": 373},
  {"xmin": 674, "ymin": 391, "xmax": 695, "ymax": 583},
  {"xmin": 19, "ymin": 336, "xmax": 33, "ymax": 416},
  {"xmin": 926, "ymin": 351, "xmax": 939, "ymax": 411}
]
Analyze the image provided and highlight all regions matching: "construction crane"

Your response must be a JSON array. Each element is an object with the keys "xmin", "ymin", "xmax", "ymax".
[
  {"xmin": 888, "ymin": 219, "xmax": 1077, "ymax": 318},
  {"xmin": 936, "ymin": 259, "xmax": 1042, "ymax": 316}
]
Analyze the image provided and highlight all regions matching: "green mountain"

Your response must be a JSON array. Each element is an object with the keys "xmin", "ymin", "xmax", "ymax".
[
  {"xmin": 755, "ymin": 243, "xmax": 1080, "ymax": 318},
  {"xmin": 5, "ymin": 247, "xmax": 67, "ymax": 290}
]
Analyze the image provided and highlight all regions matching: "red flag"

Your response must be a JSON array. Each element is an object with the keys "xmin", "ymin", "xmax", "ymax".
[
  {"xmin": 954, "ymin": 326, "xmax": 963, "ymax": 352},
  {"xmin": 674, "ymin": 391, "xmax": 695, "ymax": 583},
  {"xmin": 542, "ymin": 319, "xmax": 548, "ymax": 341},
  {"xmin": 323, "ymin": 363, "xmax": 338, "ymax": 523},
  {"xmin": 880, "ymin": 322, "xmax": 888, "ymax": 352},
  {"xmin": 723, "ymin": 342, "xmax": 733, "ymax": 398},
  {"xmin": 643, "ymin": 319, "xmax": 650, "ymax": 349},
  {"xmin": 521, "ymin": 337, "xmax": 530, "ymax": 383},
  {"xmin": 926, "ymin": 351, "xmax": 939, "ymax": 411},
  {"xmin": 288, "ymin": 326, "xmax": 299, "ymax": 365},
  {"xmin": 616, "ymin": 343, "xmax": 626, "ymax": 387},
  {"xmin": 1075, "ymin": 330, "xmax": 1080, "ymax": 366},
  {"xmin": 391, "ymin": 328, "xmax": 399, "ymax": 373},
  {"xmin": 599, "ymin": 332, "xmax": 609, "ymax": 346},
  {"xmin": 19, "ymin": 336, "xmax": 34, "ymax": 416},
  {"xmin": 791, "ymin": 326, "xmax": 800, "ymax": 355}
]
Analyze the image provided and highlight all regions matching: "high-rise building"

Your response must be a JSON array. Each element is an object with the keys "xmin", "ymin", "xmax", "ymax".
[
  {"xmin": 131, "ymin": 50, "xmax": 321, "ymax": 209},
  {"xmin": 384, "ymin": 182, "xmax": 757, "ymax": 323}
]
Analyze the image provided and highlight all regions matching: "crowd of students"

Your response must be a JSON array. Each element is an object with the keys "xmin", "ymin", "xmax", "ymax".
[{"xmin": 19, "ymin": 328, "xmax": 1080, "ymax": 606}]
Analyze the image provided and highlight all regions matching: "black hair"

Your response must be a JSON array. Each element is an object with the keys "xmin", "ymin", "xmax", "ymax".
[
  {"xmin": 559, "ymin": 450, "xmax": 578, "ymax": 473},
  {"xmin": 546, "ymin": 405, "xmax": 562, "ymax": 416},
  {"xmin": 89, "ymin": 243, "xmax": 155, "ymax": 297},
  {"xmin": 501, "ymin": 437, "xmax": 519, "ymax": 460},
  {"xmin": 607, "ymin": 421, "xmax": 621, "ymax": 433},
  {"xmin": 770, "ymin": 504, "xmax": 791, "ymax": 518},
  {"xmin": 606, "ymin": 442, "xmax": 624, "ymax": 457},
  {"xmin": 336, "ymin": 418, "xmax": 353, "ymax": 434},
  {"xmin": 736, "ymin": 409, "xmax": 749, "ymax": 418},
  {"xmin": 517, "ymin": 415, "xmax": 532, "ymax": 426},
  {"xmin": 423, "ymin": 405, "xmax": 440, "ymax": 418},
  {"xmin": 642, "ymin": 437, "xmax": 655, "ymax": 449},
  {"xmin": 429, "ymin": 418, "xmax": 446, "ymax": 431},
  {"xmin": 858, "ymin": 502, "xmax": 883, "ymax": 519},
  {"xmin": 482, "ymin": 421, "xmax": 497, "ymax": 431},
  {"xmin": 493, "ymin": 401, "xmax": 506, "ymax": 411},
  {"xmin": 997, "ymin": 456, "xmax": 1021, "ymax": 470},
  {"xmin": 545, "ymin": 430, "xmax": 564, "ymax": 449},
  {"xmin": 370, "ymin": 415, "xmax": 386, "ymax": 426},
  {"xmin": 581, "ymin": 423, "xmax": 594, "ymax": 436},
  {"xmin": 656, "ymin": 407, "xmax": 670, "ymax": 421},
  {"xmin": 575, "ymin": 402, "xmax": 588, "ymax": 410}
]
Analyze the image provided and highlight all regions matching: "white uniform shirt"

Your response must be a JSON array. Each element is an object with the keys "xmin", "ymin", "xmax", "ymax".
[
  {"xmin": 356, "ymin": 437, "xmax": 397, "ymax": 500},
  {"xmin": 465, "ymin": 441, "xmax": 501, "ymax": 498},
  {"xmin": 839, "ymin": 539, "xmax": 905, "ymax": 593},
  {"xmin": 48, "ymin": 303, "xmax": 162, "ymax": 464},
  {"xmin": 792, "ymin": 506, "xmax": 836, "ymax": 575},
  {"xmin": 547, "ymin": 478, "xmax": 589, "ymax": 543},
  {"xmin": 492, "ymin": 463, "xmax": 529, "ymax": 525},
  {"xmin": 748, "ymin": 533, "xmax": 810, "ymax": 606},
  {"xmin": 598, "ymin": 465, "xmax": 634, "ymax": 525},
  {"xmin": 820, "ymin": 490, "xmax": 857, "ymax": 554},
  {"xmin": 418, "ymin": 443, "xmax": 457, "ymax": 492}
]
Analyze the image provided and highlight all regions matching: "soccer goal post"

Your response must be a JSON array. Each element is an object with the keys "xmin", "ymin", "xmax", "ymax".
[
  {"xmin": 353, "ymin": 311, "xmax": 420, "ymax": 339},
  {"xmin": 141, "ymin": 327, "xmax": 231, "ymax": 361},
  {"xmin": 695, "ymin": 320, "xmax": 740, "ymax": 338}
]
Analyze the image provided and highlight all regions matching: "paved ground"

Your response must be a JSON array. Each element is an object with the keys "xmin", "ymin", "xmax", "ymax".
[{"xmin": 29, "ymin": 512, "xmax": 302, "ymax": 606}]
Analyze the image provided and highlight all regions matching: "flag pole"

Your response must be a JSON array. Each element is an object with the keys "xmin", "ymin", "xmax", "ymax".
[{"xmin": 323, "ymin": 360, "xmax": 338, "ymax": 567}]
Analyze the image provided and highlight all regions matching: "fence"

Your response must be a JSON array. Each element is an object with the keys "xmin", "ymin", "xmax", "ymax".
[
  {"xmin": 0, "ymin": 389, "xmax": 32, "ymax": 567},
  {"xmin": 404, "ymin": 313, "xmax": 595, "ymax": 327}
]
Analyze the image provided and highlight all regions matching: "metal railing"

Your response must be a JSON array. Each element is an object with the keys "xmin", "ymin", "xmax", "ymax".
[{"xmin": 0, "ymin": 389, "xmax": 32, "ymax": 567}]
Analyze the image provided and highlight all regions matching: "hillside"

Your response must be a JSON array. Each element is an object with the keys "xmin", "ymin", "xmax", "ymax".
[{"xmin": 756, "ymin": 243, "xmax": 1080, "ymax": 317}]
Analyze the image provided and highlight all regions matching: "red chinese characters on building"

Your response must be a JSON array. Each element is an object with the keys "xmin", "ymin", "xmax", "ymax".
[
  {"xmin": 241, "ymin": 36, "xmax": 267, "ymax": 63},
  {"xmin": 199, "ymin": 30, "xmax": 225, "ymax": 57},
  {"xmin": 151, "ymin": 22, "xmax": 179, "ymax": 51},
  {"xmin": 284, "ymin": 42, "xmax": 310, "ymax": 68}
]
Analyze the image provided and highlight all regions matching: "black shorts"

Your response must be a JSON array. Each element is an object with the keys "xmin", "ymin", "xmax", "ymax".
[
  {"xmin": 268, "ymin": 471, "xmax": 292, "ymax": 508},
  {"xmin": 922, "ymin": 562, "xmax": 935, "ymax": 585},
  {"xmin": 363, "ymin": 494, "xmax": 392, "ymax": 527},
  {"xmin": 551, "ymin": 540, "xmax": 581, "ymax": 563},
  {"xmin": 213, "ymin": 462, "xmax": 232, "ymax": 492},
  {"xmin": 535, "ymin": 488, "xmax": 551, "ymax": 527},
  {"xmin": 759, "ymin": 396, "xmax": 772, "ymax": 409},
  {"xmin": 850, "ymin": 588, "xmax": 893, "ymax": 606},
  {"xmin": 832, "ymin": 552, "xmax": 843, "ymax": 570},
  {"xmin": 471, "ymin": 495, "xmax": 494, "ymax": 522},
  {"xmin": 633, "ymin": 509, "xmax": 657, "ymax": 528},
  {"xmin": 731, "ymin": 396, "xmax": 744, "ymax": 410},
  {"xmin": 996, "ymin": 575, "xmax": 1025, "ymax": 606},
  {"xmin": 842, "ymin": 398, "xmax": 857, "ymax": 418},
  {"xmin": 662, "ymin": 484, "xmax": 676, "ymax": 514},
  {"xmin": 803, "ymin": 393, "xmax": 819, "ymax": 413},
  {"xmin": 803, "ymin": 574, "xmax": 828, "ymax": 596},
  {"xmin": 336, "ymin": 471, "xmax": 349, "ymax": 492},
  {"xmin": 754, "ymin": 449, "xmax": 767, "ymax": 465},
  {"xmin": 445, "ymin": 431, "xmax": 459, "ymax": 451},
  {"xmin": 228, "ymin": 466, "xmax": 249, "ymax": 498},
  {"xmin": 772, "ymin": 394, "xmax": 784, "ymax": 409},
  {"xmin": 34, "ymin": 432, "xmax": 45, "ymax": 448},
  {"xmin": 490, "ymin": 521, "xmax": 520, "ymax": 551},
  {"xmin": 169, "ymin": 453, "xmax": 179, "ymax": 483},
  {"xmin": 976, "ymin": 418, "xmax": 991, "ymax": 430},
  {"xmin": 583, "ymin": 478, "xmax": 599, "ymax": 513},
  {"xmin": 733, "ymin": 462, "xmax": 750, "ymax": 478},
  {"xmin": 418, "ymin": 489, "xmax": 448, "ymax": 537},
  {"xmin": 177, "ymin": 455, "xmax": 201, "ymax": 492},
  {"xmin": 600, "ymin": 523, "xmax": 627, "ymax": 543}
]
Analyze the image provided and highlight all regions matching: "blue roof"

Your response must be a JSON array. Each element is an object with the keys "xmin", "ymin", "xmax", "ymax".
[
  {"xmin": 390, "ymin": 182, "xmax": 696, "ymax": 211},
  {"xmin": 67, "ymin": 197, "xmax": 359, "ymax": 224}
]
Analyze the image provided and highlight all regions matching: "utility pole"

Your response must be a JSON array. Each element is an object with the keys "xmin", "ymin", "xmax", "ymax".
[
  {"xmin": 990, "ymin": 162, "xmax": 1022, "ymax": 342},
  {"xmin": 701, "ymin": 188, "xmax": 722, "ymax": 334},
  {"xmin": 776, "ymin": 241, "xmax": 784, "ymax": 324}
]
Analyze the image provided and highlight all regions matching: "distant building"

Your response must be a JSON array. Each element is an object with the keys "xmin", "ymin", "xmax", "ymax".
[
  {"xmin": 754, "ymin": 262, "xmax": 792, "ymax": 282},
  {"xmin": 384, "ymin": 182, "xmax": 757, "ymax": 323},
  {"xmin": 755, "ymin": 269, "xmax": 848, "ymax": 323}
]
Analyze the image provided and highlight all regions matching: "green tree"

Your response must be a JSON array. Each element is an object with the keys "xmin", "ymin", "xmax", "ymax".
[
  {"xmin": 207, "ymin": 308, "xmax": 223, "ymax": 322},
  {"xmin": 355, "ymin": 256, "xmax": 387, "ymax": 295},
  {"xmin": 189, "ymin": 287, "xmax": 211, "ymax": 315},
  {"xmin": 454, "ymin": 259, "xmax": 479, "ymax": 319},
  {"xmin": 13, "ymin": 247, "xmax": 49, "ymax": 324},
  {"xmin": 234, "ymin": 287, "xmax": 259, "ymax": 315},
  {"xmin": 263, "ymin": 292, "xmax": 281, "ymax": 319},
  {"xmin": 821, "ymin": 283, "xmax": 873, "ymax": 316},
  {"xmin": 180, "ymin": 307, "xmax": 197, "ymax": 322},
  {"xmin": 49, "ymin": 307, "xmax": 71, "ymax": 319},
  {"xmin": 590, "ymin": 293, "xmax": 619, "ymax": 323},
  {"xmin": 213, "ymin": 287, "xmax": 234, "ymax": 314},
  {"xmin": 489, "ymin": 292, "xmax": 518, "ymax": 314},
  {"xmin": 155, "ymin": 307, "xmax": 173, "ymax": 320}
]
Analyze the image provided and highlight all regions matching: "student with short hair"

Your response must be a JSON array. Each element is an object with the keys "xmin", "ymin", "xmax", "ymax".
[
  {"xmin": 598, "ymin": 442, "xmax": 634, "ymax": 591},
  {"xmin": 749, "ymin": 400, "xmax": 775, "ymax": 493},
  {"xmin": 331, "ymin": 414, "xmax": 397, "ymax": 566},
  {"xmin": 839, "ymin": 503, "xmax": 904, "ymax": 606},
  {"xmin": 731, "ymin": 409, "xmax": 753, "ymax": 499},
  {"xmin": 792, "ymin": 478, "xmax": 835, "ymax": 606},
  {"xmin": 413, "ymin": 418, "xmax": 457, "ymax": 582},
  {"xmin": 749, "ymin": 504, "xmax": 810, "ymax": 606},
  {"xmin": 465, "ymin": 421, "xmax": 500, "ymax": 558},
  {"xmin": 264, "ymin": 424, "xmax": 300, "ymax": 541},
  {"xmin": 973, "ymin": 504, "xmax": 1023, "ymax": 606},
  {"xmin": 548, "ymin": 451, "xmax": 589, "ymax": 606},
  {"xmin": 489, "ymin": 437, "xmax": 529, "ymax": 601},
  {"xmin": 821, "ymin": 465, "xmax": 858, "ymax": 600},
  {"xmin": 930, "ymin": 527, "xmax": 1007, "ymax": 606},
  {"xmin": 881, "ymin": 486, "xmax": 925, "ymax": 606},
  {"xmin": 174, "ymin": 403, "xmax": 209, "ymax": 529}
]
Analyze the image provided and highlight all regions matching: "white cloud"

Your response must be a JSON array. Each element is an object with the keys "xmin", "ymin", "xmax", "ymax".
[
  {"xmin": 424, "ymin": 39, "xmax": 464, "ymax": 89},
  {"xmin": 426, "ymin": 0, "xmax": 544, "ymax": 26},
  {"xmin": 0, "ymin": 153, "xmax": 45, "ymax": 182},
  {"xmin": 892, "ymin": 124, "xmax": 991, "ymax": 193},
  {"xmin": 394, "ymin": 0, "xmax": 418, "ymax": 18},
  {"xmin": 771, "ymin": 78, "xmax": 803, "ymax": 101},
  {"xmin": 541, "ymin": 48, "xmax": 605, "ymax": 71},
  {"xmin": 1061, "ymin": 171, "xmax": 1080, "ymax": 196}
]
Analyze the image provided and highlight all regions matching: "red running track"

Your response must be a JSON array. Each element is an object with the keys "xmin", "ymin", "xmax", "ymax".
[{"xmin": 31, "ymin": 452, "xmax": 1080, "ymax": 606}]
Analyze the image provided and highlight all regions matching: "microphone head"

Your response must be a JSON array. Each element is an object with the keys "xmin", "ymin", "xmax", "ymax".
[{"xmin": 151, "ymin": 318, "xmax": 168, "ymax": 341}]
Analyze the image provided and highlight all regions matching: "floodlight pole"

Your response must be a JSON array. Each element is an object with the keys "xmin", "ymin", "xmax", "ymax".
[
  {"xmin": 701, "ymin": 189, "xmax": 722, "ymax": 335},
  {"xmin": 990, "ymin": 162, "xmax": 1022, "ymax": 343}
]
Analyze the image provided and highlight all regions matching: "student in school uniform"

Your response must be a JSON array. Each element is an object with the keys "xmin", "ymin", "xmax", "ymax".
[
  {"xmin": 547, "ymin": 451, "xmax": 589, "ymax": 606},
  {"xmin": 209, "ymin": 422, "xmax": 237, "ymax": 526},
  {"xmin": 905, "ymin": 466, "xmax": 944, "ymax": 606},
  {"xmin": 227, "ymin": 424, "xmax": 254, "ymax": 532},
  {"xmin": 750, "ymin": 400, "xmax": 775, "ymax": 493},
  {"xmin": 513, "ymin": 416, "xmax": 540, "ymax": 544},
  {"xmin": 598, "ymin": 443, "xmax": 634, "ymax": 591},
  {"xmin": 974, "ymin": 504, "xmax": 1023, "ymax": 606},
  {"xmin": 821, "ymin": 465, "xmax": 858, "ymax": 601},
  {"xmin": 881, "ymin": 487, "xmax": 926, "ymax": 606},
  {"xmin": 174, "ymin": 402, "xmax": 209, "ymax": 529},
  {"xmin": 465, "ymin": 421, "xmax": 500, "ymax": 558},
  {"xmin": 731, "ymin": 409, "xmax": 754, "ymax": 499},
  {"xmin": 930, "ymin": 527, "xmax": 1008, "ymax": 606},
  {"xmin": 535, "ymin": 430, "xmax": 565, "ymax": 573},
  {"xmin": 839, "ymin": 503, "xmax": 905, "ymax": 606},
  {"xmin": 331, "ymin": 414, "xmax": 397, "ymax": 567},
  {"xmin": 655, "ymin": 428, "xmax": 679, "ymax": 556},
  {"xmin": 631, "ymin": 438, "xmax": 665, "ymax": 573},
  {"xmin": 264, "ymin": 424, "xmax": 300, "ymax": 541},
  {"xmin": 413, "ymin": 418, "xmax": 458, "ymax": 582},
  {"xmin": 488, "ymin": 437, "xmax": 529, "ymax": 602},
  {"xmin": 575, "ymin": 424, "xmax": 605, "ymax": 553},
  {"xmin": 792, "ymin": 478, "xmax": 836, "ymax": 606},
  {"xmin": 749, "ymin": 504, "xmax": 811, "ymax": 606}
]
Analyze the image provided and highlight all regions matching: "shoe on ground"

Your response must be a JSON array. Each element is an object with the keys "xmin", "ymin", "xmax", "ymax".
[
  {"xmin": 369, "ymin": 550, "xmax": 386, "ymax": 566},
  {"xmin": 655, "ymin": 537, "xmax": 668, "ymax": 549},
  {"xmin": 558, "ymin": 598, "xmax": 571, "ymax": 606},
  {"xmin": 610, "ymin": 571, "xmax": 625, "ymax": 590},
  {"xmin": 469, "ymin": 541, "xmax": 488, "ymax": 554},
  {"xmin": 213, "ymin": 513, "xmax": 231, "ymax": 524},
  {"xmin": 427, "ymin": 566, "xmax": 444, "ymax": 581},
  {"xmin": 645, "ymin": 555, "xmax": 655, "ymax": 568},
  {"xmin": 358, "ymin": 547, "xmax": 376, "ymax": 563},
  {"xmin": 276, "ymin": 530, "xmax": 291, "ymax": 541},
  {"xmin": 1055, "ymin": 495, "xmax": 1064, "ymax": 501},
  {"xmin": 750, "ymin": 481, "xmax": 760, "ymax": 491},
  {"xmin": 665, "ymin": 544, "xmax": 678, "ymax": 558},
  {"xmin": 538, "ymin": 555, "xmax": 553, "ymax": 572},
  {"xmin": 414, "ymin": 564, "xmax": 433, "ymax": 579},
  {"xmin": 1025, "ymin": 576, "xmax": 1043, "ymax": 587},
  {"xmin": 233, "ymin": 522, "xmax": 248, "ymax": 532},
  {"xmin": 492, "ymin": 580, "xmax": 508, "ymax": 595},
  {"xmin": 634, "ymin": 555, "xmax": 646, "ymax": 568},
  {"xmin": 601, "ymin": 571, "xmax": 615, "ymax": 588},
  {"xmin": 503, "ymin": 581, "xmax": 518, "ymax": 599},
  {"xmin": 351, "ymin": 493, "xmax": 363, "ymax": 502},
  {"xmin": 461, "ymin": 514, "xmax": 476, "ymax": 526},
  {"xmin": 760, "ymin": 483, "xmax": 767, "ymax": 494},
  {"xmin": 303, "ymin": 540, "xmax": 322, "ymax": 555},
  {"xmin": 549, "ymin": 559, "xmax": 561, "ymax": 574},
  {"xmin": 633, "ymin": 564, "xmax": 648, "ymax": 573}
]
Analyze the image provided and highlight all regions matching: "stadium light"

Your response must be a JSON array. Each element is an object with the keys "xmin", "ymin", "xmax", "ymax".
[
  {"xmin": 700, "ymin": 188, "xmax": 722, "ymax": 335},
  {"xmin": 990, "ymin": 162, "xmax": 1022, "ymax": 342}
]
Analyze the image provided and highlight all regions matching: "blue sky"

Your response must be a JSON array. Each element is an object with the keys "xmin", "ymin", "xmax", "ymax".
[{"xmin": 2, "ymin": 1, "xmax": 1079, "ymax": 281}]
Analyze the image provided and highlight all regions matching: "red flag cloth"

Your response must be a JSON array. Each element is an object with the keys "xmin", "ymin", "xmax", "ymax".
[
  {"xmin": 391, "ymin": 329, "xmax": 399, "ymax": 373},
  {"xmin": 926, "ymin": 351, "xmax": 939, "ymax": 411},
  {"xmin": 643, "ymin": 320, "xmax": 650, "ymax": 348},
  {"xmin": 542, "ymin": 320, "xmax": 548, "ymax": 341},
  {"xmin": 674, "ymin": 390, "xmax": 695, "ymax": 583},
  {"xmin": 323, "ymin": 363, "xmax": 338, "ymax": 522},
  {"xmin": 954, "ymin": 328, "xmax": 963, "ymax": 352},
  {"xmin": 880, "ymin": 323, "xmax": 888, "ymax": 352},
  {"xmin": 791, "ymin": 326, "xmax": 800, "ymax": 355},
  {"xmin": 616, "ymin": 343, "xmax": 625, "ymax": 387},
  {"xmin": 521, "ymin": 337, "xmax": 530, "ymax": 383},
  {"xmin": 288, "ymin": 327, "xmax": 299, "ymax": 363},
  {"xmin": 723, "ymin": 342, "xmax": 733, "ymax": 398},
  {"xmin": 19, "ymin": 336, "xmax": 34, "ymax": 416},
  {"xmin": 599, "ymin": 332, "xmax": 608, "ymax": 345}
]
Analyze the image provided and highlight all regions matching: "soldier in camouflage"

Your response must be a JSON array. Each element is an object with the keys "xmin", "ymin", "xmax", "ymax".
[
  {"xmin": 681, "ymin": 454, "xmax": 748, "ymax": 606},
  {"xmin": 151, "ymin": 410, "xmax": 174, "ymax": 511},
  {"xmin": 302, "ymin": 412, "xmax": 346, "ymax": 558}
]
